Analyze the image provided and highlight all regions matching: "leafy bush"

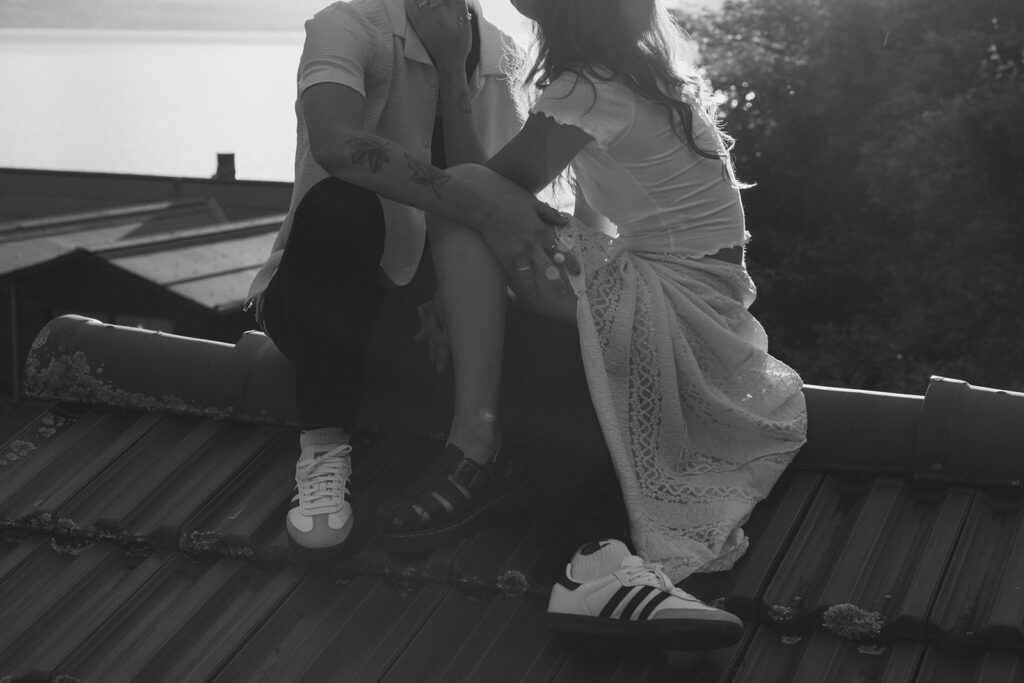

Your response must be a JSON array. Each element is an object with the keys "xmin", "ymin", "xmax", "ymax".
[{"xmin": 678, "ymin": 0, "xmax": 1024, "ymax": 392}]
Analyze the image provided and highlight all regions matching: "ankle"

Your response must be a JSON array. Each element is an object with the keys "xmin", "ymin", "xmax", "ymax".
[
  {"xmin": 448, "ymin": 428, "xmax": 500, "ymax": 465},
  {"xmin": 300, "ymin": 428, "xmax": 350, "ymax": 451}
]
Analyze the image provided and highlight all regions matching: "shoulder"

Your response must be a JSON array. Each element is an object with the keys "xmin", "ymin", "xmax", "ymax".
[
  {"xmin": 306, "ymin": 1, "xmax": 383, "ymax": 38},
  {"xmin": 540, "ymin": 70, "xmax": 633, "ymax": 107},
  {"xmin": 532, "ymin": 70, "xmax": 635, "ymax": 149}
]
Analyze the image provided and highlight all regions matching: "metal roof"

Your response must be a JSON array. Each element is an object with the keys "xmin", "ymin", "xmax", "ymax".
[
  {"xmin": 0, "ymin": 197, "xmax": 229, "ymax": 276},
  {"xmin": 98, "ymin": 216, "xmax": 283, "ymax": 311},
  {"xmin": 0, "ymin": 191, "xmax": 284, "ymax": 313},
  {"xmin": 2, "ymin": 317, "xmax": 1024, "ymax": 681}
]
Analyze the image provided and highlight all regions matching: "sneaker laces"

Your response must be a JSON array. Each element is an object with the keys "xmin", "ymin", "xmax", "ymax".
[
  {"xmin": 622, "ymin": 557, "xmax": 687, "ymax": 596},
  {"xmin": 295, "ymin": 444, "xmax": 352, "ymax": 513}
]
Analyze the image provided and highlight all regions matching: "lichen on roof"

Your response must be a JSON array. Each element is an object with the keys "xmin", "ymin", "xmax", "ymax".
[{"xmin": 822, "ymin": 603, "xmax": 884, "ymax": 642}]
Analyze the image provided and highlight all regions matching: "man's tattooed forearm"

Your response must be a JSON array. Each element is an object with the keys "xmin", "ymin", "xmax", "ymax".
[
  {"xmin": 458, "ymin": 90, "xmax": 472, "ymax": 115},
  {"xmin": 349, "ymin": 136, "xmax": 391, "ymax": 173},
  {"xmin": 404, "ymin": 153, "xmax": 452, "ymax": 198}
]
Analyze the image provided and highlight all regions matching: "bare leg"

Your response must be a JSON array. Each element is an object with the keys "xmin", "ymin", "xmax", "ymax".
[{"xmin": 429, "ymin": 216, "xmax": 506, "ymax": 464}]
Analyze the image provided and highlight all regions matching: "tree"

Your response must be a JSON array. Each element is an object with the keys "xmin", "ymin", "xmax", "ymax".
[{"xmin": 677, "ymin": 0, "xmax": 1024, "ymax": 391}]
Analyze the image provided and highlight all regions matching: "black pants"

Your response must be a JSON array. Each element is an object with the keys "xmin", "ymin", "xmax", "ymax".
[{"xmin": 261, "ymin": 177, "xmax": 388, "ymax": 430}]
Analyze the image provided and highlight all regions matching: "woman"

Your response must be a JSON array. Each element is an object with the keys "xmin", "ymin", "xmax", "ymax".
[{"xmin": 380, "ymin": 0, "xmax": 808, "ymax": 648}]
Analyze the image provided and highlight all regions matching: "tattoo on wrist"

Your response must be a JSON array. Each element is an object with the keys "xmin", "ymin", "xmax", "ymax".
[
  {"xmin": 458, "ymin": 90, "xmax": 472, "ymax": 115},
  {"xmin": 405, "ymin": 153, "xmax": 452, "ymax": 199},
  {"xmin": 349, "ymin": 136, "xmax": 392, "ymax": 173}
]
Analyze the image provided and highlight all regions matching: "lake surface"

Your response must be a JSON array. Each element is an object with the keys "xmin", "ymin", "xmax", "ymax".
[{"xmin": 0, "ymin": 29, "xmax": 307, "ymax": 181}]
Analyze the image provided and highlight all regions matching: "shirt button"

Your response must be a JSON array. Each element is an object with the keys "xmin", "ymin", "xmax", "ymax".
[
  {"xmin": 428, "ymin": 78, "xmax": 437, "ymax": 88},
  {"xmin": 422, "ymin": 141, "xmax": 430, "ymax": 149}
]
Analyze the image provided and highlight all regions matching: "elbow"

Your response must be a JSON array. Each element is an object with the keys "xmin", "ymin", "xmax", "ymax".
[
  {"xmin": 309, "ymin": 126, "xmax": 363, "ymax": 178},
  {"xmin": 310, "ymin": 143, "xmax": 347, "ymax": 177}
]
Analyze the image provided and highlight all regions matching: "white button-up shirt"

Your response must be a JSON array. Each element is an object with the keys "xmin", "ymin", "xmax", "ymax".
[{"xmin": 248, "ymin": 0, "xmax": 524, "ymax": 302}]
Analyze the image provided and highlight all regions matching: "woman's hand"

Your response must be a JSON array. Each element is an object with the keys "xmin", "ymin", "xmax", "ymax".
[
  {"xmin": 405, "ymin": 0, "xmax": 473, "ymax": 71},
  {"xmin": 414, "ymin": 292, "xmax": 450, "ymax": 373}
]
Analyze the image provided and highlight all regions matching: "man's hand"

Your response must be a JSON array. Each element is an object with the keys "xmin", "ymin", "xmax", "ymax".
[
  {"xmin": 445, "ymin": 165, "xmax": 580, "ymax": 275},
  {"xmin": 414, "ymin": 293, "xmax": 450, "ymax": 373},
  {"xmin": 405, "ymin": 0, "xmax": 473, "ymax": 70}
]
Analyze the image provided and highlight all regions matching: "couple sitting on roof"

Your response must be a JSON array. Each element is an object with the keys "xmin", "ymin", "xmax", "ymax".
[{"xmin": 246, "ymin": 0, "xmax": 807, "ymax": 650}]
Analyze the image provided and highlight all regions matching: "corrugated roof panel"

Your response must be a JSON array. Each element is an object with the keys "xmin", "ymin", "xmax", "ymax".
[
  {"xmin": 4, "ymin": 375, "xmax": 1024, "ymax": 680},
  {"xmin": 437, "ymin": 593, "xmax": 571, "ymax": 682},
  {"xmin": 0, "ymin": 542, "xmax": 177, "ymax": 678},
  {"xmin": 0, "ymin": 200, "xmax": 228, "ymax": 277},
  {"xmin": 52, "ymin": 556, "xmax": 297, "ymax": 682},
  {"xmin": 58, "ymin": 417, "xmax": 279, "ymax": 543},
  {"xmin": 212, "ymin": 573, "xmax": 449, "ymax": 682},
  {"xmin": 729, "ymin": 628, "xmax": 923, "ymax": 683},
  {"xmin": 0, "ymin": 226, "xmax": 134, "ymax": 275},
  {"xmin": 450, "ymin": 517, "xmax": 557, "ymax": 594},
  {"xmin": 0, "ymin": 409, "xmax": 161, "ymax": 522},
  {"xmin": 168, "ymin": 265, "xmax": 264, "ymax": 310},
  {"xmin": 758, "ymin": 475, "xmax": 971, "ymax": 638},
  {"xmin": 110, "ymin": 231, "xmax": 276, "ymax": 287},
  {"xmin": 131, "ymin": 563, "xmax": 305, "ymax": 682},
  {"xmin": 380, "ymin": 589, "xmax": 565, "ymax": 682},
  {"xmin": 916, "ymin": 646, "xmax": 1024, "ymax": 682},
  {"xmin": 177, "ymin": 427, "xmax": 297, "ymax": 559},
  {"xmin": 549, "ymin": 629, "xmax": 750, "ymax": 682},
  {"xmin": 930, "ymin": 490, "xmax": 1024, "ymax": 653},
  {"xmin": 0, "ymin": 402, "xmax": 84, "ymax": 476}
]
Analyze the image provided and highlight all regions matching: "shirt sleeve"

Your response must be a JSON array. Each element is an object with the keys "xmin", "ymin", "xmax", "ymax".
[
  {"xmin": 530, "ymin": 72, "xmax": 635, "ymax": 150},
  {"xmin": 298, "ymin": 3, "xmax": 377, "ymax": 98}
]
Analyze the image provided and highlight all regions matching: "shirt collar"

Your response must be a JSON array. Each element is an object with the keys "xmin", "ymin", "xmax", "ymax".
[{"xmin": 382, "ymin": 0, "xmax": 510, "ymax": 76}]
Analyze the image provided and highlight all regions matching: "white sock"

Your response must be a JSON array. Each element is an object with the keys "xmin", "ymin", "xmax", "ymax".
[
  {"xmin": 569, "ymin": 539, "xmax": 632, "ymax": 582},
  {"xmin": 299, "ymin": 428, "xmax": 349, "ymax": 451}
]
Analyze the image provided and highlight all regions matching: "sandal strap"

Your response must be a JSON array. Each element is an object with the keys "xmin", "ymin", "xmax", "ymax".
[{"xmin": 451, "ymin": 457, "xmax": 490, "ymax": 491}]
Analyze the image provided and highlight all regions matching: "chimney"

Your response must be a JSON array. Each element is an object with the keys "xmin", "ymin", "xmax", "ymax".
[{"xmin": 213, "ymin": 153, "xmax": 236, "ymax": 180}]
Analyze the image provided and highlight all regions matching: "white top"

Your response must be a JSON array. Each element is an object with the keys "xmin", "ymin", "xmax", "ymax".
[
  {"xmin": 247, "ymin": 0, "xmax": 523, "ymax": 301},
  {"xmin": 532, "ymin": 72, "xmax": 746, "ymax": 257}
]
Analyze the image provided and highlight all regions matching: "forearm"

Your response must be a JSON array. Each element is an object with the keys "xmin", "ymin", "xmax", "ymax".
[
  {"xmin": 437, "ymin": 68, "xmax": 488, "ymax": 166},
  {"xmin": 315, "ymin": 126, "xmax": 493, "ymax": 227}
]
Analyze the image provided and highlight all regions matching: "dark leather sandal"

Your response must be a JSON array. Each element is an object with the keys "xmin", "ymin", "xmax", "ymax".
[{"xmin": 376, "ymin": 441, "xmax": 523, "ymax": 553}]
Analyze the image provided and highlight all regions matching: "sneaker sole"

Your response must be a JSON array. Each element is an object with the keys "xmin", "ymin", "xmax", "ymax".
[
  {"xmin": 376, "ymin": 480, "xmax": 524, "ymax": 554},
  {"xmin": 546, "ymin": 612, "xmax": 744, "ymax": 651}
]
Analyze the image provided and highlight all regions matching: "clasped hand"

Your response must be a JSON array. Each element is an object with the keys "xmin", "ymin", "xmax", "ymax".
[{"xmin": 405, "ymin": 0, "xmax": 473, "ymax": 69}]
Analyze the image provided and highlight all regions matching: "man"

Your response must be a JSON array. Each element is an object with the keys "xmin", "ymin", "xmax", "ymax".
[{"xmin": 248, "ymin": 0, "xmax": 562, "ymax": 552}]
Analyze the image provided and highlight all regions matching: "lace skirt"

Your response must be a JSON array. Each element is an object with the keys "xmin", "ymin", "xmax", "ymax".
[{"xmin": 558, "ymin": 222, "xmax": 808, "ymax": 581}]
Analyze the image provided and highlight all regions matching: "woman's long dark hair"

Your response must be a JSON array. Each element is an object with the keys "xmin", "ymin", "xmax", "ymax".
[{"xmin": 522, "ymin": 0, "xmax": 742, "ymax": 185}]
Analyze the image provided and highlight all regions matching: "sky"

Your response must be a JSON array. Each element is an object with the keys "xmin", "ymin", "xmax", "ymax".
[{"xmin": 0, "ymin": 0, "xmax": 721, "ymax": 33}]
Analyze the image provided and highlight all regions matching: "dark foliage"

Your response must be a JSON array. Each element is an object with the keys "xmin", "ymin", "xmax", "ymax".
[{"xmin": 677, "ymin": 0, "xmax": 1024, "ymax": 392}]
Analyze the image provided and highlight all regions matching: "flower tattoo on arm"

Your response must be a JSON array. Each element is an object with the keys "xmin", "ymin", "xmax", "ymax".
[
  {"xmin": 404, "ymin": 153, "xmax": 452, "ymax": 198},
  {"xmin": 349, "ymin": 136, "xmax": 392, "ymax": 173}
]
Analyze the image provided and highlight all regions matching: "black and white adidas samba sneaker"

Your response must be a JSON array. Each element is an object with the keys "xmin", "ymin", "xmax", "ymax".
[{"xmin": 547, "ymin": 540, "xmax": 743, "ymax": 650}]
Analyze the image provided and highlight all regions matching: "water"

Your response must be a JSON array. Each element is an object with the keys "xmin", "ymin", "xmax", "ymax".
[
  {"xmin": 0, "ymin": 2, "xmax": 717, "ymax": 182},
  {"xmin": 0, "ymin": 29, "xmax": 306, "ymax": 181}
]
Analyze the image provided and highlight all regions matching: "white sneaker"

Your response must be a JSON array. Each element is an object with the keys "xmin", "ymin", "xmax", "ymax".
[
  {"xmin": 547, "ymin": 540, "xmax": 744, "ymax": 650},
  {"xmin": 286, "ymin": 443, "xmax": 354, "ymax": 551}
]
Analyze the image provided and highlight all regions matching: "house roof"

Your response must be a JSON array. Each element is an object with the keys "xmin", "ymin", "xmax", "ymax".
[
  {"xmin": 0, "ymin": 168, "xmax": 290, "ymax": 314},
  {"xmin": 1, "ymin": 201, "xmax": 284, "ymax": 312},
  {"xmin": 0, "ymin": 197, "xmax": 229, "ymax": 276},
  {"xmin": 2, "ymin": 314, "xmax": 1023, "ymax": 681}
]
